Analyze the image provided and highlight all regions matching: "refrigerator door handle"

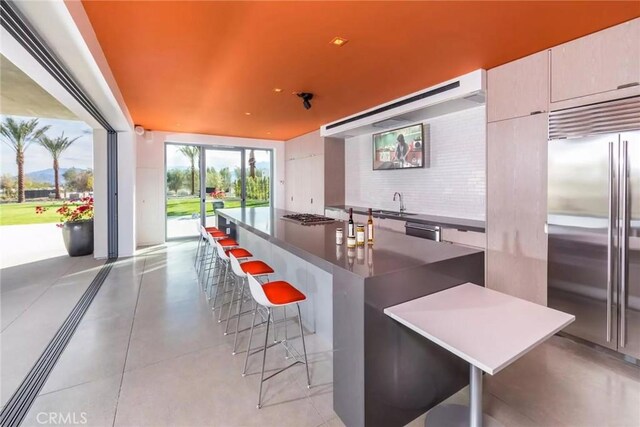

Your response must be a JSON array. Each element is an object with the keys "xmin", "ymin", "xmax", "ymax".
[
  {"xmin": 607, "ymin": 142, "xmax": 615, "ymax": 342},
  {"xmin": 620, "ymin": 140, "xmax": 629, "ymax": 347}
]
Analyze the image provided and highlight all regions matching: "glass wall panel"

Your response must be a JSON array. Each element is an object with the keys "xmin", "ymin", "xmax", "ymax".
[{"xmin": 165, "ymin": 143, "xmax": 200, "ymax": 239}]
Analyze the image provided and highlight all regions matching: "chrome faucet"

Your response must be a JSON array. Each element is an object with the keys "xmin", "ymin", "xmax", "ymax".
[{"xmin": 393, "ymin": 192, "xmax": 406, "ymax": 213}]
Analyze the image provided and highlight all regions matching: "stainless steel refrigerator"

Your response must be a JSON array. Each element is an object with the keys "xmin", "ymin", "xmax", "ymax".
[{"xmin": 547, "ymin": 96, "xmax": 639, "ymax": 361}]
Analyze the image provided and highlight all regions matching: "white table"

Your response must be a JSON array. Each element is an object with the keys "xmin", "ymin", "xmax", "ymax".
[{"xmin": 384, "ymin": 283, "xmax": 575, "ymax": 427}]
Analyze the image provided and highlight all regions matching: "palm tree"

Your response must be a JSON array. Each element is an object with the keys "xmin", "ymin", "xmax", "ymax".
[
  {"xmin": 178, "ymin": 146, "xmax": 199, "ymax": 195},
  {"xmin": 0, "ymin": 117, "xmax": 50, "ymax": 202},
  {"xmin": 37, "ymin": 132, "xmax": 80, "ymax": 199}
]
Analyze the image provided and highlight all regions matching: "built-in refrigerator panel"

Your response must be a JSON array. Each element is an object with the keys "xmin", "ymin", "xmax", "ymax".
[
  {"xmin": 620, "ymin": 131, "xmax": 639, "ymax": 359},
  {"xmin": 548, "ymin": 134, "xmax": 618, "ymax": 351}
]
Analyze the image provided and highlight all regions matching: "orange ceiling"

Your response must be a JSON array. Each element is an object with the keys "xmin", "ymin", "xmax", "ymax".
[{"xmin": 80, "ymin": 1, "xmax": 639, "ymax": 141}]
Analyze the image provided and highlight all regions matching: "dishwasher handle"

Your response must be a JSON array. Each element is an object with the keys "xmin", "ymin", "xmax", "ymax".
[{"xmin": 405, "ymin": 222, "xmax": 442, "ymax": 242}]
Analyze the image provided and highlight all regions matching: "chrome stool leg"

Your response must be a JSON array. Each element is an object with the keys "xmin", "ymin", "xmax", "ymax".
[
  {"xmin": 257, "ymin": 308, "xmax": 272, "ymax": 409},
  {"xmin": 223, "ymin": 276, "xmax": 239, "ymax": 332},
  {"xmin": 211, "ymin": 261, "xmax": 228, "ymax": 312},
  {"xmin": 232, "ymin": 278, "xmax": 247, "ymax": 354},
  {"xmin": 297, "ymin": 304, "xmax": 311, "ymax": 388},
  {"xmin": 242, "ymin": 303, "xmax": 259, "ymax": 377}
]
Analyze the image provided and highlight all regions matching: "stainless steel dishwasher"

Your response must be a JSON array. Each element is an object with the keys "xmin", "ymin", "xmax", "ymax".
[{"xmin": 405, "ymin": 222, "xmax": 441, "ymax": 242}]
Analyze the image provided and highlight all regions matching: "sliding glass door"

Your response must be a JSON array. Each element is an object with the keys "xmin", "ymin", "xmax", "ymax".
[
  {"xmin": 166, "ymin": 143, "xmax": 201, "ymax": 239},
  {"xmin": 244, "ymin": 149, "xmax": 272, "ymax": 208},
  {"xmin": 203, "ymin": 148, "xmax": 243, "ymax": 228},
  {"xmin": 165, "ymin": 143, "xmax": 272, "ymax": 239}
]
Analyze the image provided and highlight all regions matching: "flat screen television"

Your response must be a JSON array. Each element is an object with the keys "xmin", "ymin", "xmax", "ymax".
[{"xmin": 372, "ymin": 123, "xmax": 427, "ymax": 170}]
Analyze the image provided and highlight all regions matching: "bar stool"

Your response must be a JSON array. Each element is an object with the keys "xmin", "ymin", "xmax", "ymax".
[
  {"xmin": 209, "ymin": 240, "xmax": 252, "ymax": 307},
  {"xmin": 194, "ymin": 224, "xmax": 216, "ymax": 268},
  {"xmin": 198, "ymin": 225, "xmax": 236, "ymax": 287},
  {"xmin": 227, "ymin": 253, "xmax": 274, "ymax": 354},
  {"xmin": 197, "ymin": 226, "xmax": 226, "ymax": 277},
  {"xmin": 242, "ymin": 272, "xmax": 311, "ymax": 408},
  {"xmin": 204, "ymin": 235, "xmax": 240, "ymax": 298}
]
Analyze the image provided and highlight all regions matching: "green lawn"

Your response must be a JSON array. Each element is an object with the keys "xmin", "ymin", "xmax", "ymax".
[
  {"xmin": 0, "ymin": 198, "xmax": 270, "ymax": 226},
  {"xmin": 166, "ymin": 198, "xmax": 269, "ymax": 217},
  {"xmin": 0, "ymin": 201, "xmax": 65, "ymax": 225}
]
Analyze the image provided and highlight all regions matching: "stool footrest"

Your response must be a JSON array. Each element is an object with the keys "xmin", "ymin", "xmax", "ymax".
[{"xmin": 261, "ymin": 360, "xmax": 304, "ymax": 383}]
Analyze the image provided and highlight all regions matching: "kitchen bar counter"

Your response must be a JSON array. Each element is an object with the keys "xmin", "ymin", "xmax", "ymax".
[
  {"xmin": 326, "ymin": 204, "xmax": 486, "ymax": 232},
  {"xmin": 217, "ymin": 207, "xmax": 481, "ymax": 276},
  {"xmin": 216, "ymin": 207, "xmax": 485, "ymax": 427}
]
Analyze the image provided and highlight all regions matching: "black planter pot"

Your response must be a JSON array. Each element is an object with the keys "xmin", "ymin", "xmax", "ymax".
[{"xmin": 62, "ymin": 219, "xmax": 94, "ymax": 257}]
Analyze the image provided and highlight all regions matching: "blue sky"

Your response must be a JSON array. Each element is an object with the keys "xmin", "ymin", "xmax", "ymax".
[{"xmin": 0, "ymin": 115, "xmax": 93, "ymax": 175}]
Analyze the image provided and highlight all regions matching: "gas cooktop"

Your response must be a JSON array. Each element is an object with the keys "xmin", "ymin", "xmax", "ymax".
[{"xmin": 281, "ymin": 213, "xmax": 336, "ymax": 226}]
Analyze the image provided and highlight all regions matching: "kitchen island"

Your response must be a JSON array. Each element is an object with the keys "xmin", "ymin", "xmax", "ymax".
[{"xmin": 216, "ymin": 207, "xmax": 484, "ymax": 427}]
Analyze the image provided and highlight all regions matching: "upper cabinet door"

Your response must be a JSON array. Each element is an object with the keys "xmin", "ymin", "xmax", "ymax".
[
  {"xmin": 551, "ymin": 18, "xmax": 640, "ymax": 103},
  {"xmin": 488, "ymin": 51, "xmax": 549, "ymax": 122}
]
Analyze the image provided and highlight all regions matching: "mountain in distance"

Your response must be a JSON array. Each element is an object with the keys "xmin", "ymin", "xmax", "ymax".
[{"xmin": 25, "ymin": 168, "xmax": 89, "ymax": 185}]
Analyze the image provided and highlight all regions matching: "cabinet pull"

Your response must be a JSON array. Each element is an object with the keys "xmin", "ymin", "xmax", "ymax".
[
  {"xmin": 617, "ymin": 82, "xmax": 639, "ymax": 90},
  {"xmin": 529, "ymin": 110, "xmax": 543, "ymax": 115}
]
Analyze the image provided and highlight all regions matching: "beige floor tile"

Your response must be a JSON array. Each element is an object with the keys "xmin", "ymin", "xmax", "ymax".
[
  {"xmin": 21, "ymin": 374, "xmax": 121, "ymax": 427},
  {"xmin": 40, "ymin": 312, "xmax": 134, "ymax": 394},
  {"xmin": 485, "ymin": 336, "xmax": 640, "ymax": 427},
  {"xmin": 114, "ymin": 345, "xmax": 324, "ymax": 427}
]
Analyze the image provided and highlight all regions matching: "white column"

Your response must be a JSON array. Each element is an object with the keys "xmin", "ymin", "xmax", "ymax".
[
  {"xmin": 117, "ymin": 129, "xmax": 136, "ymax": 256},
  {"xmin": 93, "ymin": 129, "xmax": 108, "ymax": 259}
]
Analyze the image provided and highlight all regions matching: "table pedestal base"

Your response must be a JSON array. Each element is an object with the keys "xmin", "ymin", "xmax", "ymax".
[
  {"xmin": 425, "ymin": 404, "xmax": 502, "ymax": 427},
  {"xmin": 425, "ymin": 365, "xmax": 503, "ymax": 427}
]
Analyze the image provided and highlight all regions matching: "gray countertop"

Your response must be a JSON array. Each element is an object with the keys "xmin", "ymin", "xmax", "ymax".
[
  {"xmin": 325, "ymin": 205, "xmax": 485, "ymax": 233},
  {"xmin": 217, "ymin": 207, "xmax": 482, "ymax": 278}
]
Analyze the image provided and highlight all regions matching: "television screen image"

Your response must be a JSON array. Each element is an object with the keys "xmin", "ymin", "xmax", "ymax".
[{"xmin": 372, "ymin": 124, "xmax": 427, "ymax": 170}]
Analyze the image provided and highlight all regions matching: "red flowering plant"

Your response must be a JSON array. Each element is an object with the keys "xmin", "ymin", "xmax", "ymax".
[
  {"xmin": 210, "ymin": 189, "xmax": 226, "ymax": 199},
  {"xmin": 35, "ymin": 197, "xmax": 94, "ymax": 228}
]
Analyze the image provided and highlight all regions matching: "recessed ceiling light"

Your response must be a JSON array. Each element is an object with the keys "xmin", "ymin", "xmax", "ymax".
[
  {"xmin": 330, "ymin": 36, "xmax": 348, "ymax": 47},
  {"xmin": 245, "ymin": 112, "xmax": 251, "ymax": 116},
  {"xmin": 267, "ymin": 132, "xmax": 272, "ymax": 135},
  {"xmin": 273, "ymin": 88, "xmax": 283, "ymax": 93}
]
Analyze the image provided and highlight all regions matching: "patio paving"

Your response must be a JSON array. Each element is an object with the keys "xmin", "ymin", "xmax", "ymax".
[
  {"xmin": 0, "ymin": 223, "xmax": 68, "ymax": 269},
  {"xmin": 0, "ymin": 223, "xmax": 105, "ymax": 406}
]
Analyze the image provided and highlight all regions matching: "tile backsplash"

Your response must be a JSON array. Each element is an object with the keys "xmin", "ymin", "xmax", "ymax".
[{"xmin": 344, "ymin": 106, "xmax": 486, "ymax": 220}]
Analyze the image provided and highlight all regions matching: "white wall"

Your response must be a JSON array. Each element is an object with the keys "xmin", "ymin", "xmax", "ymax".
[
  {"xmin": 136, "ymin": 130, "xmax": 285, "ymax": 246},
  {"xmin": 345, "ymin": 106, "xmax": 486, "ymax": 220}
]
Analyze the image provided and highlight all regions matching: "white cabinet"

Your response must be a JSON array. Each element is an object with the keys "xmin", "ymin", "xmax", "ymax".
[
  {"xmin": 441, "ymin": 229, "xmax": 485, "ymax": 249},
  {"xmin": 286, "ymin": 155, "xmax": 325, "ymax": 214},
  {"xmin": 486, "ymin": 114, "xmax": 548, "ymax": 306},
  {"xmin": 551, "ymin": 18, "xmax": 640, "ymax": 103},
  {"xmin": 285, "ymin": 131, "xmax": 345, "ymax": 215},
  {"xmin": 308, "ymin": 155, "xmax": 325, "ymax": 214},
  {"xmin": 488, "ymin": 51, "xmax": 549, "ymax": 122}
]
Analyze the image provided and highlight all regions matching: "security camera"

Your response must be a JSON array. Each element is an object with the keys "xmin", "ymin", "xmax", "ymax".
[{"xmin": 296, "ymin": 92, "xmax": 314, "ymax": 110}]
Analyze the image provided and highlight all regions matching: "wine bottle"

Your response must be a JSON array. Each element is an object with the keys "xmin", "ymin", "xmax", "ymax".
[
  {"xmin": 367, "ymin": 208, "xmax": 374, "ymax": 244},
  {"xmin": 347, "ymin": 208, "xmax": 356, "ymax": 248},
  {"xmin": 348, "ymin": 208, "xmax": 355, "ymax": 238}
]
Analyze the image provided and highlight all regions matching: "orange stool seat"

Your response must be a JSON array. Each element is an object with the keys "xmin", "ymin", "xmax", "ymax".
[
  {"xmin": 261, "ymin": 281, "xmax": 306, "ymax": 305},
  {"xmin": 209, "ymin": 230, "xmax": 227, "ymax": 238},
  {"xmin": 226, "ymin": 248, "xmax": 252, "ymax": 259},
  {"xmin": 205, "ymin": 226, "xmax": 219, "ymax": 232},
  {"xmin": 240, "ymin": 260, "xmax": 274, "ymax": 276},
  {"xmin": 218, "ymin": 238, "xmax": 238, "ymax": 247}
]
